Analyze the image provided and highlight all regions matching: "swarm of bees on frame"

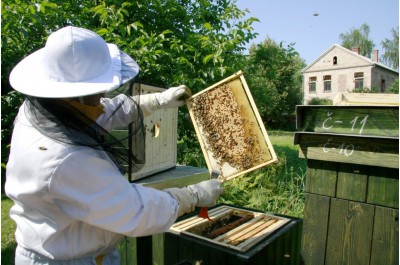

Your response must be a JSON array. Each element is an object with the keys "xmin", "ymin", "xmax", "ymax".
[{"xmin": 190, "ymin": 83, "xmax": 266, "ymax": 175}]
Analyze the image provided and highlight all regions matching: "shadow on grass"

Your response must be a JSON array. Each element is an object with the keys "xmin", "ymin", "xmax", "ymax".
[
  {"xmin": 1, "ymin": 242, "xmax": 16, "ymax": 265},
  {"xmin": 273, "ymin": 145, "xmax": 307, "ymax": 176}
]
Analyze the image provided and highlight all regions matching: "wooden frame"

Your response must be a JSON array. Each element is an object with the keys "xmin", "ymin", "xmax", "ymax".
[{"xmin": 186, "ymin": 71, "xmax": 277, "ymax": 181}]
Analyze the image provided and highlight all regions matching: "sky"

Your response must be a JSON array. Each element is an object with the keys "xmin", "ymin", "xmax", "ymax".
[{"xmin": 235, "ymin": 0, "xmax": 399, "ymax": 65}]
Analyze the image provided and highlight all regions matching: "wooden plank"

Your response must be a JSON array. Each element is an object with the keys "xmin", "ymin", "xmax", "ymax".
[
  {"xmin": 152, "ymin": 233, "xmax": 165, "ymax": 265},
  {"xmin": 296, "ymin": 105, "xmax": 399, "ymax": 137},
  {"xmin": 236, "ymin": 219, "xmax": 290, "ymax": 252},
  {"xmin": 370, "ymin": 206, "xmax": 399, "ymax": 265},
  {"xmin": 301, "ymin": 193, "xmax": 330, "ymax": 265},
  {"xmin": 117, "ymin": 237, "xmax": 138, "ymax": 265},
  {"xmin": 334, "ymin": 92, "xmax": 399, "ymax": 106},
  {"xmin": 336, "ymin": 163, "xmax": 368, "ymax": 202},
  {"xmin": 296, "ymin": 133, "xmax": 399, "ymax": 168},
  {"xmin": 306, "ymin": 159, "xmax": 337, "ymax": 196},
  {"xmin": 136, "ymin": 236, "xmax": 153, "ymax": 265},
  {"xmin": 367, "ymin": 167, "xmax": 399, "ymax": 208},
  {"xmin": 164, "ymin": 233, "xmax": 180, "ymax": 265},
  {"xmin": 325, "ymin": 198, "xmax": 374, "ymax": 265},
  {"xmin": 133, "ymin": 165, "xmax": 209, "ymax": 190}
]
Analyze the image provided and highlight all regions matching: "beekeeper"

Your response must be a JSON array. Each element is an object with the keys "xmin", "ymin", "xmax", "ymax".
[{"xmin": 5, "ymin": 26, "xmax": 223, "ymax": 265}]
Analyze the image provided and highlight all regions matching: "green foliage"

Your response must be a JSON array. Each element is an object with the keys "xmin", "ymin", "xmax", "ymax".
[
  {"xmin": 1, "ymin": 91, "xmax": 24, "ymax": 192},
  {"xmin": 1, "ymin": 195, "xmax": 17, "ymax": 264},
  {"xmin": 243, "ymin": 38, "xmax": 305, "ymax": 130},
  {"xmin": 219, "ymin": 132, "xmax": 306, "ymax": 217},
  {"xmin": 308, "ymin": 97, "xmax": 333, "ymax": 105},
  {"xmin": 339, "ymin": 23, "xmax": 375, "ymax": 57},
  {"xmin": 381, "ymin": 27, "xmax": 399, "ymax": 71},
  {"xmin": 388, "ymin": 79, "xmax": 399, "ymax": 94},
  {"xmin": 88, "ymin": 0, "xmax": 259, "ymax": 90},
  {"xmin": 352, "ymin": 86, "xmax": 380, "ymax": 93}
]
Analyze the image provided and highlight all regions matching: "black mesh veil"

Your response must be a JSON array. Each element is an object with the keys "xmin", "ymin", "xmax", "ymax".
[{"xmin": 24, "ymin": 78, "xmax": 146, "ymax": 175}]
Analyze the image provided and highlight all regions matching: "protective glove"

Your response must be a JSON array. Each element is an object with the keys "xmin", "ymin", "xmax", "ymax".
[
  {"xmin": 139, "ymin": 85, "xmax": 190, "ymax": 116},
  {"xmin": 164, "ymin": 179, "xmax": 223, "ymax": 217},
  {"xmin": 154, "ymin": 85, "xmax": 190, "ymax": 109}
]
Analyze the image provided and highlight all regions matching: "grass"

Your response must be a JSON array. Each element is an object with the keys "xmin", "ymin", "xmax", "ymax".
[
  {"xmin": 1, "ymin": 131, "xmax": 306, "ymax": 262},
  {"xmin": 219, "ymin": 131, "xmax": 307, "ymax": 217},
  {"xmin": 1, "ymin": 194, "xmax": 17, "ymax": 265}
]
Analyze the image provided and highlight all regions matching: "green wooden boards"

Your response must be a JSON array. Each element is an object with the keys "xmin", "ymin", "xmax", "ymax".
[
  {"xmin": 296, "ymin": 105, "xmax": 399, "ymax": 137},
  {"xmin": 305, "ymin": 160, "xmax": 399, "ymax": 209},
  {"xmin": 296, "ymin": 133, "xmax": 399, "ymax": 168},
  {"xmin": 297, "ymin": 105, "xmax": 399, "ymax": 265},
  {"xmin": 301, "ymin": 193, "xmax": 330, "ymax": 265},
  {"xmin": 301, "ymin": 195, "xmax": 399, "ymax": 265}
]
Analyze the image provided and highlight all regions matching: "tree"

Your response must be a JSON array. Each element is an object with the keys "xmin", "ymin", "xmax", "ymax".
[
  {"xmin": 381, "ymin": 27, "xmax": 399, "ymax": 71},
  {"xmin": 339, "ymin": 23, "xmax": 375, "ymax": 57},
  {"xmin": 244, "ymin": 38, "xmax": 305, "ymax": 130}
]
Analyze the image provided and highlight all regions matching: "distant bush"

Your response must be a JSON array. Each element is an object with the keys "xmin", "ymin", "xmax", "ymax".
[
  {"xmin": 307, "ymin": 98, "xmax": 333, "ymax": 105},
  {"xmin": 352, "ymin": 86, "xmax": 380, "ymax": 93},
  {"xmin": 388, "ymin": 79, "xmax": 399, "ymax": 93}
]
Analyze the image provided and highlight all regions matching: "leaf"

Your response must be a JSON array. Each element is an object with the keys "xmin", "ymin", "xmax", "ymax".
[
  {"xmin": 96, "ymin": 28, "xmax": 109, "ymax": 36},
  {"xmin": 203, "ymin": 22, "xmax": 212, "ymax": 30},
  {"xmin": 203, "ymin": 54, "xmax": 214, "ymax": 64}
]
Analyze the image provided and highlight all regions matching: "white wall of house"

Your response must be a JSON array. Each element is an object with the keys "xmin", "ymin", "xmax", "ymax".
[{"xmin": 302, "ymin": 44, "xmax": 398, "ymax": 104}]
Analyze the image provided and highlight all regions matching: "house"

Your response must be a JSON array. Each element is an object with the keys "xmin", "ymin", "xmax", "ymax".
[{"xmin": 302, "ymin": 44, "xmax": 399, "ymax": 104}]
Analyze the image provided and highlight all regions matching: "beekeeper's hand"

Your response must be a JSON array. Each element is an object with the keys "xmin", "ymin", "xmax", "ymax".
[
  {"xmin": 188, "ymin": 179, "xmax": 224, "ymax": 207},
  {"xmin": 139, "ymin": 85, "xmax": 191, "ymax": 116},
  {"xmin": 164, "ymin": 179, "xmax": 224, "ymax": 217},
  {"xmin": 155, "ymin": 85, "xmax": 191, "ymax": 109}
]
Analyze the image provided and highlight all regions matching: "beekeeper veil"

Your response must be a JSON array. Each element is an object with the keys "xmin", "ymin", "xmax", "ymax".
[{"xmin": 9, "ymin": 26, "xmax": 146, "ymax": 174}]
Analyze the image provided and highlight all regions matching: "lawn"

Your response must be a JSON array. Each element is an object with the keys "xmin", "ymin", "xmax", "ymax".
[
  {"xmin": 1, "ymin": 194, "xmax": 17, "ymax": 265},
  {"xmin": 1, "ymin": 131, "xmax": 306, "ymax": 263}
]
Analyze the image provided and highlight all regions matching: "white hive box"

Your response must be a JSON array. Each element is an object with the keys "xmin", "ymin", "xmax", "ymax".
[{"xmin": 130, "ymin": 83, "xmax": 178, "ymax": 181}]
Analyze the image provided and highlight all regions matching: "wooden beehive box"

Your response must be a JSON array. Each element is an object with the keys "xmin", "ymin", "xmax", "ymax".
[
  {"xmin": 295, "ymin": 105, "xmax": 399, "ymax": 265},
  {"xmin": 186, "ymin": 71, "xmax": 277, "ymax": 181},
  {"xmin": 130, "ymin": 83, "xmax": 178, "ymax": 181},
  {"xmin": 109, "ymin": 83, "xmax": 178, "ymax": 181},
  {"xmin": 169, "ymin": 205, "xmax": 290, "ymax": 253}
]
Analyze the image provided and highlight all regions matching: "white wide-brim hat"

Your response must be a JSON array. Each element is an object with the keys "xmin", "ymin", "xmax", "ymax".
[{"xmin": 9, "ymin": 26, "xmax": 139, "ymax": 98}]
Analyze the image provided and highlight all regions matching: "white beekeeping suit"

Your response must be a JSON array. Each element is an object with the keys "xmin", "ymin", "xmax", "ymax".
[{"xmin": 5, "ymin": 26, "xmax": 223, "ymax": 265}]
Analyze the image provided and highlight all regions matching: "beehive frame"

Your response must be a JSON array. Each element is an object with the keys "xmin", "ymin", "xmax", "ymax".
[
  {"xmin": 186, "ymin": 71, "xmax": 277, "ymax": 181},
  {"xmin": 169, "ymin": 205, "xmax": 290, "ymax": 252}
]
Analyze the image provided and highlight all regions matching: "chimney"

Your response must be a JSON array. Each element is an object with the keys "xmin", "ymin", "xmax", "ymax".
[
  {"xmin": 352, "ymin": 47, "xmax": 360, "ymax": 54},
  {"xmin": 372, "ymin": 50, "xmax": 379, "ymax": 62}
]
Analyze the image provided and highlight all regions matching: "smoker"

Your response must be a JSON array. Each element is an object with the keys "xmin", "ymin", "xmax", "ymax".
[{"xmin": 118, "ymin": 72, "xmax": 302, "ymax": 265}]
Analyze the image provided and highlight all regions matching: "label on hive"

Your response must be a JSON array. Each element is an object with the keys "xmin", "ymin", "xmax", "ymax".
[
  {"xmin": 296, "ymin": 105, "xmax": 399, "ymax": 137},
  {"xmin": 186, "ymin": 71, "xmax": 277, "ymax": 181}
]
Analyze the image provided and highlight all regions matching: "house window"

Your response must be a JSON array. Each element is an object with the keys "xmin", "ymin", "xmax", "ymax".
[
  {"xmin": 323, "ymin": 75, "xmax": 331, "ymax": 92},
  {"xmin": 354, "ymin": 72, "xmax": 364, "ymax": 89},
  {"xmin": 309, "ymin": 76, "xmax": 317, "ymax": 93},
  {"xmin": 333, "ymin": 56, "xmax": 337, "ymax": 65}
]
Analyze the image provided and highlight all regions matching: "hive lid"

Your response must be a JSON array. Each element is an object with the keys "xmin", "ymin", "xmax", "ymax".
[{"xmin": 186, "ymin": 71, "xmax": 277, "ymax": 182}]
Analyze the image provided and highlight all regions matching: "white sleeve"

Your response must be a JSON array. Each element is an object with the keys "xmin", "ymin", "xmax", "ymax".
[
  {"xmin": 97, "ymin": 94, "xmax": 160, "ymax": 132},
  {"xmin": 49, "ymin": 149, "xmax": 179, "ymax": 237}
]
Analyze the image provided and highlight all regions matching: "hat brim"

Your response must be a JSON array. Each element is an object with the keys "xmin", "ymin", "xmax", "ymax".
[{"xmin": 9, "ymin": 44, "xmax": 138, "ymax": 98}]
